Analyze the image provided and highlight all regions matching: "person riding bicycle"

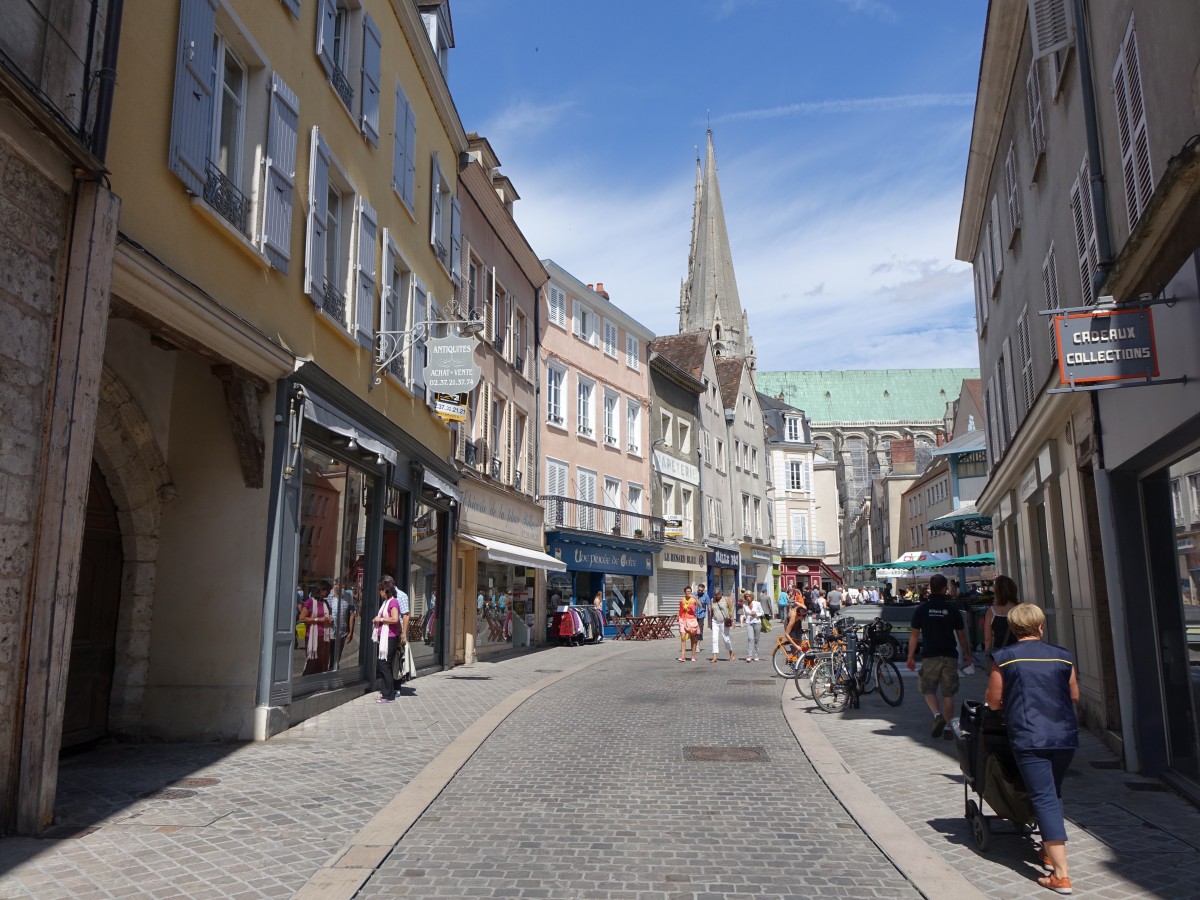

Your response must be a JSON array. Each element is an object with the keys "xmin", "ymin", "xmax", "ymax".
[{"xmin": 784, "ymin": 590, "xmax": 809, "ymax": 653}]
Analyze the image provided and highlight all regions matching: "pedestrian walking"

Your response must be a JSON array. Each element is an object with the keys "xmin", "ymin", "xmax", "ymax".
[
  {"xmin": 693, "ymin": 584, "xmax": 710, "ymax": 643},
  {"xmin": 827, "ymin": 584, "xmax": 844, "ymax": 620},
  {"xmin": 777, "ymin": 586, "xmax": 789, "ymax": 623},
  {"xmin": 709, "ymin": 589, "xmax": 735, "ymax": 662},
  {"xmin": 986, "ymin": 603, "xmax": 1079, "ymax": 895},
  {"xmin": 372, "ymin": 575, "xmax": 410, "ymax": 703},
  {"xmin": 677, "ymin": 586, "xmax": 700, "ymax": 661},
  {"xmin": 741, "ymin": 590, "xmax": 765, "ymax": 661},
  {"xmin": 983, "ymin": 574, "xmax": 1020, "ymax": 660},
  {"xmin": 906, "ymin": 573, "xmax": 973, "ymax": 738}
]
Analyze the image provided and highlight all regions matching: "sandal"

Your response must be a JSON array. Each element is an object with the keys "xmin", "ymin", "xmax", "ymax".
[{"xmin": 677, "ymin": 657, "xmax": 685, "ymax": 662}]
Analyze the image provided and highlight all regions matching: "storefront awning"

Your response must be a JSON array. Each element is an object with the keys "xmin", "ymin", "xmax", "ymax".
[
  {"xmin": 302, "ymin": 389, "xmax": 397, "ymax": 466},
  {"xmin": 464, "ymin": 535, "xmax": 567, "ymax": 572},
  {"xmin": 422, "ymin": 466, "xmax": 461, "ymax": 502}
]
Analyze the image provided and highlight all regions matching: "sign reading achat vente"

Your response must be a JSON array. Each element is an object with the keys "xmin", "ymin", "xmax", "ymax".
[
  {"xmin": 1054, "ymin": 307, "xmax": 1158, "ymax": 385},
  {"xmin": 423, "ymin": 336, "xmax": 482, "ymax": 393}
]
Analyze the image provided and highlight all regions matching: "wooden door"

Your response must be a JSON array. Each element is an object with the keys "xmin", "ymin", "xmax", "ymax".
[{"xmin": 61, "ymin": 462, "xmax": 123, "ymax": 749}]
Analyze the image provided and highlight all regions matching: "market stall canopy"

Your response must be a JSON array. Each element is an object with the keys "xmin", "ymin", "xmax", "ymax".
[{"xmin": 926, "ymin": 503, "xmax": 994, "ymax": 540}]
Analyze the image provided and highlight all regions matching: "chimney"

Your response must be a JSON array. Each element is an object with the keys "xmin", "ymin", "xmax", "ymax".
[
  {"xmin": 890, "ymin": 437, "xmax": 916, "ymax": 474},
  {"xmin": 586, "ymin": 284, "xmax": 594, "ymax": 291},
  {"xmin": 595, "ymin": 282, "xmax": 610, "ymax": 300}
]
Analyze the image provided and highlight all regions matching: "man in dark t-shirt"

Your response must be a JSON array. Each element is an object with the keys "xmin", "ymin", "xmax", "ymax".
[{"xmin": 906, "ymin": 573, "xmax": 973, "ymax": 739}]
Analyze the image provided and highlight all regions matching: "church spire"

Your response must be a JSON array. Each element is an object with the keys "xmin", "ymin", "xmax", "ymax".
[{"xmin": 680, "ymin": 129, "xmax": 750, "ymax": 362}]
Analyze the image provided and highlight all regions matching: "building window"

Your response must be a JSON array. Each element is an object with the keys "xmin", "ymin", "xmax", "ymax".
[
  {"xmin": 751, "ymin": 447, "xmax": 758, "ymax": 476},
  {"xmin": 785, "ymin": 416, "xmax": 801, "ymax": 442},
  {"xmin": 788, "ymin": 460, "xmax": 804, "ymax": 491},
  {"xmin": 1188, "ymin": 473, "xmax": 1200, "ymax": 523},
  {"xmin": 305, "ymin": 129, "xmax": 358, "ymax": 328},
  {"xmin": 429, "ymin": 152, "xmax": 460, "ymax": 278},
  {"xmin": 573, "ymin": 302, "xmax": 596, "ymax": 345},
  {"xmin": 1042, "ymin": 244, "xmax": 1061, "ymax": 359},
  {"xmin": 678, "ymin": 420, "xmax": 691, "ymax": 454},
  {"xmin": 627, "ymin": 483, "xmax": 643, "ymax": 515},
  {"xmin": 1004, "ymin": 142, "xmax": 1021, "ymax": 236},
  {"xmin": 547, "ymin": 284, "xmax": 566, "ymax": 328},
  {"xmin": 1017, "ymin": 306, "xmax": 1035, "ymax": 413},
  {"xmin": 753, "ymin": 498, "xmax": 761, "ymax": 540},
  {"xmin": 1172, "ymin": 478, "xmax": 1183, "ymax": 524},
  {"xmin": 1113, "ymin": 14, "xmax": 1153, "ymax": 231},
  {"xmin": 660, "ymin": 411, "xmax": 673, "ymax": 446},
  {"xmin": 546, "ymin": 364, "xmax": 565, "ymax": 426},
  {"xmin": 1027, "ymin": 61, "xmax": 1046, "ymax": 161},
  {"xmin": 681, "ymin": 488, "xmax": 694, "ymax": 540},
  {"xmin": 603, "ymin": 390, "xmax": 619, "ymax": 447},
  {"xmin": 734, "ymin": 440, "xmax": 742, "ymax": 471},
  {"xmin": 626, "ymin": 399, "xmax": 641, "ymax": 454},
  {"xmin": 603, "ymin": 319, "xmax": 618, "ymax": 357},
  {"xmin": 576, "ymin": 377, "xmax": 595, "ymax": 438},
  {"xmin": 546, "ymin": 457, "xmax": 567, "ymax": 499},
  {"xmin": 392, "ymin": 80, "xmax": 416, "ymax": 210},
  {"xmin": 1070, "ymin": 156, "xmax": 1100, "ymax": 305},
  {"xmin": 626, "ymin": 334, "xmax": 640, "ymax": 370},
  {"xmin": 741, "ymin": 495, "xmax": 750, "ymax": 537},
  {"xmin": 576, "ymin": 468, "xmax": 597, "ymax": 529},
  {"xmin": 716, "ymin": 439, "xmax": 726, "ymax": 473}
]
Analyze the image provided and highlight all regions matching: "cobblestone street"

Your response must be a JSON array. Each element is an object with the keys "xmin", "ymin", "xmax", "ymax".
[{"xmin": 1, "ymin": 638, "xmax": 1199, "ymax": 898}]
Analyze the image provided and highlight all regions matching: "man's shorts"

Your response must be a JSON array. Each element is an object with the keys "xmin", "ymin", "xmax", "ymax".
[{"xmin": 918, "ymin": 656, "xmax": 960, "ymax": 696}]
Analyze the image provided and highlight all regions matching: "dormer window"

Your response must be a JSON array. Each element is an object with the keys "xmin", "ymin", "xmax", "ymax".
[{"xmin": 418, "ymin": 1, "xmax": 453, "ymax": 79}]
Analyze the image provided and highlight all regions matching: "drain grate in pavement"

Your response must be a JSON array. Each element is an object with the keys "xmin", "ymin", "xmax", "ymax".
[
  {"xmin": 173, "ymin": 777, "xmax": 220, "ymax": 788},
  {"xmin": 1125, "ymin": 781, "xmax": 1170, "ymax": 792},
  {"xmin": 684, "ymin": 746, "xmax": 769, "ymax": 762},
  {"xmin": 1089, "ymin": 760, "xmax": 1121, "ymax": 769},
  {"xmin": 727, "ymin": 679, "xmax": 777, "ymax": 685},
  {"xmin": 139, "ymin": 789, "xmax": 197, "ymax": 800}
]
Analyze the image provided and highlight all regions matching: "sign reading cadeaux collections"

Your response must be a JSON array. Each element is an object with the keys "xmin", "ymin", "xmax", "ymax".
[{"xmin": 1054, "ymin": 307, "xmax": 1159, "ymax": 385}]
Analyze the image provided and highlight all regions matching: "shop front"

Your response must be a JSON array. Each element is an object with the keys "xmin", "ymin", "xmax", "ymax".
[
  {"xmin": 457, "ymin": 480, "xmax": 563, "ymax": 662},
  {"xmin": 707, "ymin": 545, "xmax": 739, "ymax": 599},
  {"xmin": 655, "ymin": 545, "xmax": 705, "ymax": 613},
  {"xmin": 739, "ymin": 547, "xmax": 773, "ymax": 597},
  {"xmin": 255, "ymin": 372, "xmax": 457, "ymax": 738},
  {"xmin": 545, "ymin": 534, "xmax": 653, "ymax": 630}
]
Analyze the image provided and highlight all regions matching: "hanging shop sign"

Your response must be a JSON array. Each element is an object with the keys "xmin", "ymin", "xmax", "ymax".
[
  {"xmin": 434, "ymin": 393, "xmax": 467, "ymax": 422},
  {"xmin": 663, "ymin": 516, "xmax": 684, "ymax": 539},
  {"xmin": 1053, "ymin": 307, "xmax": 1158, "ymax": 385},
  {"xmin": 424, "ymin": 336, "xmax": 482, "ymax": 392}
]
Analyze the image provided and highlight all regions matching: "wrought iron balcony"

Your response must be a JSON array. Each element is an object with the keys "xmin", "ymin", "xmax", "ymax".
[
  {"xmin": 514, "ymin": 355, "xmax": 524, "ymax": 376},
  {"xmin": 539, "ymin": 494, "xmax": 665, "ymax": 543},
  {"xmin": 514, "ymin": 470, "xmax": 523, "ymax": 492},
  {"xmin": 491, "ymin": 456, "xmax": 502, "ymax": 480},
  {"xmin": 494, "ymin": 334, "xmax": 504, "ymax": 356},
  {"xmin": 464, "ymin": 439, "xmax": 478, "ymax": 467},
  {"xmin": 779, "ymin": 539, "xmax": 827, "ymax": 556},
  {"xmin": 330, "ymin": 64, "xmax": 354, "ymax": 108},
  {"xmin": 203, "ymin": 160, "xmax": 251, "ymax": 236},
  {"xmin": 322, "ymin": 279, "xmax": 346, "ymax": 321}
]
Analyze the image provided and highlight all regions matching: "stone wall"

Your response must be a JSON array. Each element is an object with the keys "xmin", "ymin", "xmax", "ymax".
[{"xmin": 0, "ymin": 134, "xmax": 69, "ymax": 814}]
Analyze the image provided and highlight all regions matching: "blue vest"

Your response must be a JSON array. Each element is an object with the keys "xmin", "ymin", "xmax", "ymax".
[{"xmin": 991, "ymin": 640, "xmax": 1079, "ymax": 752}]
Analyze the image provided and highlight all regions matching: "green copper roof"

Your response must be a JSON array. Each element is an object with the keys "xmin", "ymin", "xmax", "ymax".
[{"xmin": 756, "ymin": 369, "xmax": 980, "ymax": 425}]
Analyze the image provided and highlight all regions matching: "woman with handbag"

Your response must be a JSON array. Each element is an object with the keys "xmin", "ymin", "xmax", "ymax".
[
  {"xmin": 742, "ymin": 591, "xmax": 765, "ymax": 661},
  {"xmin": 677, "ymin": 586, "xmax": 700, "ymax": 661},
  {"xmin": 709, "ymin": 589, "xmax": 735, "ymax": 663}
]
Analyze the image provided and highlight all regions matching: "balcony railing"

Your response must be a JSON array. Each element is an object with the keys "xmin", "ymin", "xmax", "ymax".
[
  {"xmin": 491, "ymin": 456, "xmax": 502, "ymax": 480},
  {"xmin": 514, "ymin": 470, "xmax": 522, "ymax": 493},
  {"xmin": 780, "ymin": 539, "xmax": 827, "ymax": 556},
  {"xmin": 203, "ymin": 160, "xmax": 252, "ymax": 236},
  {"xmin": 540, "ymin": 494, "xmax": 665, "ymax": 542},
  {"xmin": 464, "ymin": 439, "xmax": 478, "ymax": 467},
  {"xmin": 322, "ymin": 279, "xmax": 346, "ymax": 321},
  {"xmin": 330, "ymin": 63, "xmax": 354, "ymax": 108}
]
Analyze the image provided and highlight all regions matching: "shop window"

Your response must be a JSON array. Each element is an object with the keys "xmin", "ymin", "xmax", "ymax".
[
  {"xmin": 476, "ymin": 563, "xmax": 533, "ymax": 650},
  {"xmin": 294, "ymin": 445, "xmax": 371, "ymax": 682}
]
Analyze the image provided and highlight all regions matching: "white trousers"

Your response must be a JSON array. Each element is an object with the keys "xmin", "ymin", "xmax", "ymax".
[{"xmin": 711, "ymin": 620, "xmax": 732, "ymax": 656}]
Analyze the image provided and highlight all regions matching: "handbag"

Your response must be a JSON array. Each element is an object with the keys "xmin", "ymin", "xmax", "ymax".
[{"xmin": 760, "ymin": 615, "xmax": 773, "ymax": 633}]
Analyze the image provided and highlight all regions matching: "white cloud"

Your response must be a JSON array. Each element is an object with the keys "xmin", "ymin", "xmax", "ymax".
[
  {"xmin": 475, "ymin": 98, "xmax": 577, "ymax": 148},
  {"xmin": 716, "ymin": 93, "xmax": 975, "ymax": 123}
]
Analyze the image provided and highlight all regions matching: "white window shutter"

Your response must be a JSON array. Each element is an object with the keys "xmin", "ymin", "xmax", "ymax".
[
  {"xmin": 429, "ymin": 152, "xmax": 443, "ymax": 251},
  {"xmin": 450, "ymin": 195, "xmax": 462, "ymax": 284},
  {"xmin": 1113, "ymin": 16, "xmax": 1153, "ymax": 231},
  {"xmin": 355, "ymin": 198, "xmax": 377, "ymax": 343},
  {"xmin": 1005, "ymin": 143, "xmax": 1021, "ymax": 233},
  {"xmin": 1017, "ymin": 307, "xmax": 1035, "ymax": 412},
  {"xmin": 360, "ymin": 14, "xmax": 381, "ymax": 146},
  {"xmin": 1026, "ymin": 63, "xmax": 1045, "ymax": 159},
  {"xmin": 484, "ymin": 268, "xmax": 495, "ymax": 341},
  {"xmin": 392, "ymin": 84, "xmax": 416, "ymax": 208},
  {"xmin": 261, "ymin": 73, "xmax": 299, "ymax": 273},
  {"xmin": 411, "ymin": 279, "xmax": 427, "ymax": 391},
  {"xmin": 1027, "ymin": 0, "xmax": 1073, "ymax": 61},
  {"xmin": 990, "ymin": 195, "xmax": 1003, "ymax": 281},
  {"xmin": 1002, "ymin": 337, "xmax": 1019, "ymax": 438},
  {"xmin": 1070, "ymin": 157, "xmax": 1099, "ymax": 304},
  {"xmin": 168, "ymin": 0, "xmax": 218, "ymax": 195},
  {"xmin": 380, "ymin": 228, "xmax": 395, "ymax": 334},
  {"xmin": 315, "ymin": 0, "xmax": 336, "ymax": 75},
  {"xmin": 304, "ymin": 128, "xmax": 330, "ymax": 303}
]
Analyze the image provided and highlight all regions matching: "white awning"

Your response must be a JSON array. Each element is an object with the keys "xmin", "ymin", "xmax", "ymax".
[{"xmin": 462, "ymin": 535, "xmax": 567, "ymax": 572}]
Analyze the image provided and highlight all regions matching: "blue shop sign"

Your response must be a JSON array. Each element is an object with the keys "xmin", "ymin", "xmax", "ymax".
[
  {"xmin": 547, "ymin": 538, "xmax": 653, "ymax": 575},
  {"xmin": 708, "ymin": 547, "xmax": 738, "ymax": 568}
]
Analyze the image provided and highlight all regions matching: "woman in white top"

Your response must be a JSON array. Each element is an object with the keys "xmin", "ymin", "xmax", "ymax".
[{"xmin": 741, "ymin": 590, "xmax": 765, "ymax": 661}]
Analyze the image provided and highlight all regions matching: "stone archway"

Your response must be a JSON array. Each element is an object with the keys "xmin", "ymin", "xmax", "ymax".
[{"xmin": 90, "ymin": 367, "xmax": 176, "ymax": 737}]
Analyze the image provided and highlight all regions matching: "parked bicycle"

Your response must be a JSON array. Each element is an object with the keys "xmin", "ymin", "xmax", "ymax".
[
  {"xmin": 804, "ymin": 617, "xmax": 904, "ymax": 712},
  {"xmin": 787, "ymin": 616, "xmax": 855, "ymax": 699}
]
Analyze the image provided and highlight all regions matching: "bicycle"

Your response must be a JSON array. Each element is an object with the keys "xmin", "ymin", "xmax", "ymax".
[
  {"xmin": 789, "ymin": 616, "xmax": 854, "ymax": 698},
  {"xmin": 808, "ymin": 618, "xmax": 904, "ymax": 712}
]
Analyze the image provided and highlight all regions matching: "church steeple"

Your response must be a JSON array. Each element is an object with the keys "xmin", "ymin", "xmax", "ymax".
[{"xmin": 679, "ymin": 130, "xmax": 754, "ymax": 367}]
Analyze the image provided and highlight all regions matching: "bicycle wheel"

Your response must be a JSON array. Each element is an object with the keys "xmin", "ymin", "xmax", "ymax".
[
  {"xmin": 812, "ymin": 660, "xmax": 851, "ymax": 712},
  {"xmin": 793, "ymin": 656, "xmax": 816, "ymax": 699},
  {"xmin": 772, "ymin": 644, "xmax": 796, "ymax": 678},
  {"xmin": 875, "ymin": 659, "xmax": 905, "ymax": 707}
]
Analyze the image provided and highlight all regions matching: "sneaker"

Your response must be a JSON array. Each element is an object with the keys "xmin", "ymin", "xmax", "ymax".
[
  {"xmin": 1037, "ymin": 873, "xmax": 1072, "ymax": 894},
  {"xmin": 376, "ymin": 697, "xmax": 394, "ymax": 704},
  {"xmin": 931, "ymin": 714, "xmax": 946, "ymax": 738},
  {"xmin": 1039, "ymin": 849, "xmax": 1053, "ymax": 871}
]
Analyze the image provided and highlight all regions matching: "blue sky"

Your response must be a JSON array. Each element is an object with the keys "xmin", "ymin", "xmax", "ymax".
[{"xmin": 449, "ymin": 0, "xmax": 988, "ymax": 372}]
